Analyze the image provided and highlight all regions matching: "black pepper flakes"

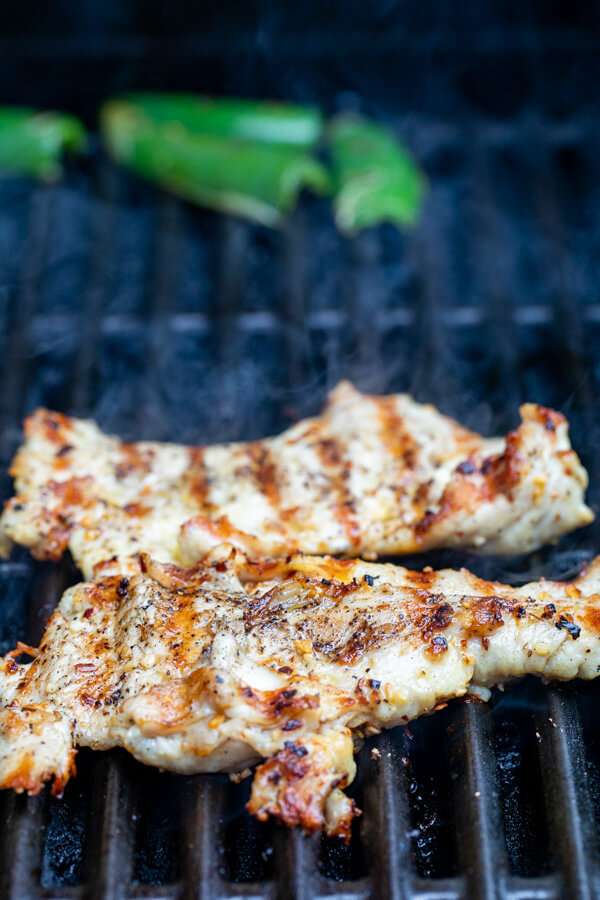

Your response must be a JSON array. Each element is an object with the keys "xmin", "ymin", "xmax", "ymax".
[
  {"xmin": 282, "ymin": 719, "xmax": 303, "ymax": 732},
  {"xmin": 556, "ymin": 616, "xmax": 581, "ymax": 639},
  {"xmin": 364, "ymin": 574, "xmax": 375, "ymax": 587},
  {"xmin": 432, "ymin": 635, "xmax": 448, "ymax": 652},
  {"xmin": 284, "ymin": 741, "xmax": 308, "ymax": 757},
  {"xmin": 56, "ymin": 444, "xmax": 74, "ymax": 457}
]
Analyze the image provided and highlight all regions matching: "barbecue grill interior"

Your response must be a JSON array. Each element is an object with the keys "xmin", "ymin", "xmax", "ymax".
[{"xmin": 1, "ymin": 3, "xmax": 600, "ymax": 898}]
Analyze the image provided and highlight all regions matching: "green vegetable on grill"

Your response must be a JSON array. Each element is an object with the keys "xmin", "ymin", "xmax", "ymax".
[
  {"xmin": 0, "ymin": 109, "xmax": 86, "ymax": 181},
  {"xmin": 120, "ymin": 94, "xmax": 324, "ymax": 148},
  {"xmin": 100, "ymin": 96, "xmax": 426, "ymax": 234},
  {"xmin": 101, "ymin": 99, "xmax": 330, "ymax": 227},
  {"xmin": 328, "ymin": 114, "xmax": 427, "ymax": 235}
]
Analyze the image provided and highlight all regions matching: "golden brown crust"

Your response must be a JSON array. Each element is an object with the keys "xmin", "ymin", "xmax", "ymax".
[
  {"xmin": 0, "ymin": 385, "xmax": 592, "ymax": 578},
  {"xmin": 2, "ymin": 548, "xmax": 600, "ymax": 831},
  {"xmin": 247, "ymin": 735, "xmax": 359, "ymax": 840}
]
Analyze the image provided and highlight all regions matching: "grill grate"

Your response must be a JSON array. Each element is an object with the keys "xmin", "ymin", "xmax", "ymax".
[{"xmin": 1, "ymin": 112, "xmax": 600, "ymax": 899}]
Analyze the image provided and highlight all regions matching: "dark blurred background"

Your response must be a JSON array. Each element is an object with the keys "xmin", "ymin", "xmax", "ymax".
[{"xmin": 0, "ymin": 1, "xmax": 598, "ymax": 122}]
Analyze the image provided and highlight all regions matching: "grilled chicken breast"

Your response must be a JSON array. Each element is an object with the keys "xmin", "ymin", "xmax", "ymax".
[
  {"xmin": 0, "ymin": 383, "xmax": 592, "ymax": 577},
  {"xmin": 2, "ymin": 545, "xmax": 600, "ymax": 838}
]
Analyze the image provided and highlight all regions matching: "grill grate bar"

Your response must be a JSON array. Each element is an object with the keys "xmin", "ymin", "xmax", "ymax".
[
  {"xmin": 180, "ymin": 777, "xmax": 227, "ymax": 900},
  {"xmin": 346, "ymin": 232, "xmax": 384, "ymax": 392},
  {"xmin": 0, "ymin": 793, "xmax": 47, "ymax": 900},
  {"xmin": 0, "ymin": 188, "xmax": 52, "ymax": 461},
  {"xmin": 26, "ymin": 300, "xmax": 600, "ymax": 340},
  {"xmin": 407, "ymin": 224, "xmax": 457, "ymax": 414},
  {"xmin": 504, "ymin": 875, "xmax": 559, "ymax": 900},
  {"xmin": 142, "ymin": 195, "xmax": 183, "ymax": 439},
  {"xmin": 273, "ymin": 830, "xmax": 324, "ymax": 900},
  {"xmin": 528, "ymin": 122, "xmax": 600, "ymax": 461},
  {"xmin": 360, "ymin": 732, "xmax": 414, "ymax": 899},
  {"xmin": 281, "ymin": 212, "xmax": 310, "ymax": 390},
  {"xmin": 83, "ymin": 753, "xmax": 137, "ymax": 900},
  {"xmin": 448, "ymin": 701, "xmax": 508, "ymax": 900},
  {"xmin": 535, "ymin": 688, "xmax": 599, "ymax": 900},
  {"xmin": 70, "ymin": 161, "xmax": 119, "ymax": 418},
  {"xmin": 473, "ymin": 143, "xmax": 522, "ymax": 426}
]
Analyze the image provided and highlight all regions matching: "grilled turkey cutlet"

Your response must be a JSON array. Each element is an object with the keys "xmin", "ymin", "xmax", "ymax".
[
  {"xmin": 0, "ymin": 382, "xmax": 592, "ymax": 578},
  {"xmin": 2, "ymin": 544, "xmax": 600, "ymax": 839}
]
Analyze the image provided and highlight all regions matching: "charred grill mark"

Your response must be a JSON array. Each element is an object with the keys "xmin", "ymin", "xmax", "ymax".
[
  {"xmin": 35, "ymin": 522, "xmax": 73, "ymax": 561},
  {"xmin": 414, "ymin": 429, "xmax": 525, "ymax": 539},
  {"xmin": 49, "ymin": 477, "xmax": 92, "ymax": 508},
  {"xmin": 315, "ymin": 435, "xmax": 360, "ymax": 548},
  {"xmin": 115, "ymin": 444, "xmax": 151, "ymax": 479},
  {"xmin": 245, "ymin": 442, "xmax": 282, "ymax": 511},
  {"xmin": 332, "ymin": 621, "xmax": 403, "ymax": 665},
  {"xmin": 28, "ymin": 409, "xmax": 73, "ymax": 444},
  {"xmin": 23, "ymin": 475, "xmax": 96, "ymax": 560},
  {"xmin": 123, "ymin": 502, "xmax": 151, "ymax": 517},
  {"xmin": 186, "ymin": 447, "xmax": 214, "ymax": 511},
  {"xmin": 376, "ymin": 397, "xmax": 419, "ymax": 470}
]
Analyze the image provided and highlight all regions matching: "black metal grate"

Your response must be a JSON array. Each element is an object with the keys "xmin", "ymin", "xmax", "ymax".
[{"xmin": 1, "ymin": 108, "xmax": 600, "ymax": 899}]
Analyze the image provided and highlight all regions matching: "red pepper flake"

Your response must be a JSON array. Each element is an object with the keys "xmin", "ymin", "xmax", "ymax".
[
  {"xmin": 83, "ymin": 607, "xmax": 94, "ymax": 619},
  {"xmin": 75, "ymin": 662, "xmax": 97, "ymax": 673}
]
